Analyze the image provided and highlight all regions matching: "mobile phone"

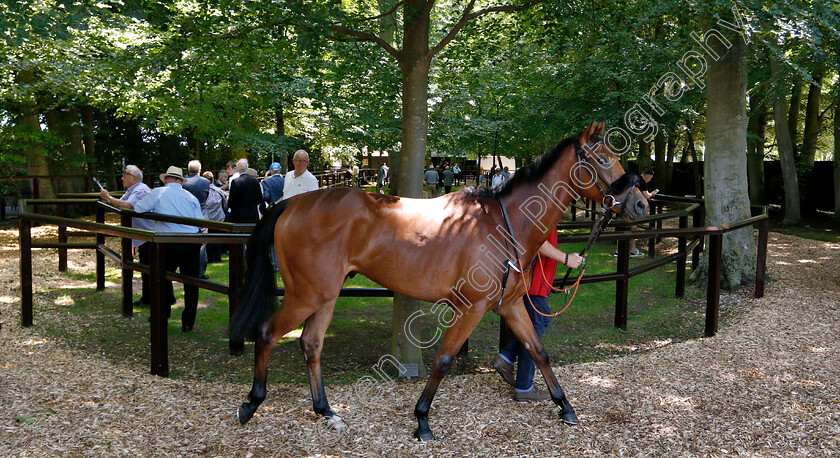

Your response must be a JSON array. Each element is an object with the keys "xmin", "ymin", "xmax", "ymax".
[{"xmin": 93, "ymin": 177, "xmax": 105, "ymax": 190}]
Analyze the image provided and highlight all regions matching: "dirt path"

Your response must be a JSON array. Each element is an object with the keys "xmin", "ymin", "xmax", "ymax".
[{"xmin": 1, "ymin": 226, "xmax": 838, "ymax": 456}]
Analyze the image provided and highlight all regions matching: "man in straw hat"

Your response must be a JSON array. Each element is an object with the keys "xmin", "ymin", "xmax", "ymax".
[{"xmin": 134, "ymin": 165, "xmax": 204, "ymax": 332}]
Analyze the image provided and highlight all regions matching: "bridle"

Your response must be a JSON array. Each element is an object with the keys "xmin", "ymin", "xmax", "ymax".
[
  {"xmin": 573, "ymin": 135, "xmax": 642, "ymax": 217},
  {"xmin": 493, "ymin": 133, "xmax": 644, "ymax": 319}
]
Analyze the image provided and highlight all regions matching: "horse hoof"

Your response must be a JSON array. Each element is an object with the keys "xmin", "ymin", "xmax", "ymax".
[
  {"xmin": 237, "ymin": 403, "xmax": 253, "ymax": 425},
  {"xmin": 413, "ymin": 428, "xmax": 435, "ymax": 441},
  {"xmin": 326, "ymin": 415, "xmax": 348, "ymax": 432},
  {"xmin": 559, "ymin": 410, "xmax": 580, "ymax": 426}
]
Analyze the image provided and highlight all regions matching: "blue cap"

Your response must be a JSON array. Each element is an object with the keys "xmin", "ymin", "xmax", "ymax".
[{"xmin": 269, "ymin": 162, "xmax": 282, "ymax": 171}]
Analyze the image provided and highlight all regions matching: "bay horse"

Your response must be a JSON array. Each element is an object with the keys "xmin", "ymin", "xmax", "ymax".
[{"xmin": 229, "ymin": 121, "xmax": 648, "ymax": 440}]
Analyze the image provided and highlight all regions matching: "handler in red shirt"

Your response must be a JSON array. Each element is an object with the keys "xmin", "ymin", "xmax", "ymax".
[{"xmin": 494, "ymin": 231, "xmax": 583, "ymax": 402}]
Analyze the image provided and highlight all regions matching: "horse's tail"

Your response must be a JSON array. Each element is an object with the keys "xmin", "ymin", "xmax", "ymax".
[{"xmin": 228, "ymin": 199, "xmax": 290, "ymax": 342}]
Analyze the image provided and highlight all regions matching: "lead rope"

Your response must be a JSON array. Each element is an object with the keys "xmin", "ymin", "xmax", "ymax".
[{"xmin": 521, "ymin": 200, "xmax": 614, "ymax": 317}]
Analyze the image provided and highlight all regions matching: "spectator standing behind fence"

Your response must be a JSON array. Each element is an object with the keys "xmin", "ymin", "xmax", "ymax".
[
  {"xmin": 99, "ymin": 165, "xmax": 156, "ymax": 307},
  {"xmin": 493, "ymin": 231, "xmax": 583, "ymax": 401},
  {"xmin": 452, "ymin": 163, "xmax": 461, "ymax": 185},
  {"xmin": 351, "ymin": 163, "xmax": 360, "ymax": 188},
  {"xmin": 201, "ymin": 171, "xmax": 227, "ymax": 265},
  {"xmin": 183, "ymin": 160, "xmax": 210, "ymax": 210},
  {"xmin": 228, "ymin": 159, "xmax": 265, "ymax": 223},
  {"xmin": 441, "ymin": 164, "xmax": 454, "ymax": 194},
  {"xmin": 424, "ymin": 165, "xmax": 440, "ymax": 198},
  {"xmin": 214, "ymin": 170, "xmax": 227, "ymax": 188},
  {"xmin": 377, "ymin": 162, "xmax": 389, "ymax": 193},
  {"xmin": 133, "ymin": 166, "xmax": 203, "ymax": 332},
  {"xmin": 283, "ymin": 150, "xmax": 319, "ymax": 200},
  {"xmin": 491, "ymin": 168, "xmax": 505, "ymax": 188},
  {"xmin": 183, "ymin": 160, "xmax": 211, "ymax": 278},
  {"xmin": 262, "ymin": 162, "xmax": 285, "ymax": 206},
  {"xmin": 222, "ymin": 161, "xmax": 238, "ymax": 190},
  {"xmin": 614, "ymin": 169, "xmax": 657, "ymax": 258}
]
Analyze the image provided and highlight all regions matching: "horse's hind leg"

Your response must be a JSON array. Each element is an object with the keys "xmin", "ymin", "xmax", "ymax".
[
  {"xmin": 237, "ymin": 299, "xmax": 315, "ymax": 425},
  {"xmin": 498, "ymin": 297, "xmax": 579, "ymax": 425},
  {"xmin": 299, "ymin": 299, "xmax": 346, "ymax": 431},
  {"xmin": 413, "ymin": 309, "xmax": 485, "ymax": 441}
]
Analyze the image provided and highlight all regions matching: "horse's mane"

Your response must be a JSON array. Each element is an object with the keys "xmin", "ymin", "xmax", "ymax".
[{"xmin": 462, "ymin": 135, "xmax": 579, "ymax": 199}]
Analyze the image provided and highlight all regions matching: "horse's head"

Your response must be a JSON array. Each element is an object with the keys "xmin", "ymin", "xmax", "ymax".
[{"xmin": 574, "ymin": 121, "xmax": 648, "ymax": 221}]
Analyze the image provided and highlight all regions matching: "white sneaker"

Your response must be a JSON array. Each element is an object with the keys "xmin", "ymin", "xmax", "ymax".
[{"xmin": 630, "ymin": 250, "xmax": 645, "ymax": 258}]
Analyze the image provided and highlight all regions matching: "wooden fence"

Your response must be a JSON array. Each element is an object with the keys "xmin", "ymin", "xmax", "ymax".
[{"xmin": 18, "ymin": 193, "xmax": 767, "ymax": 378}]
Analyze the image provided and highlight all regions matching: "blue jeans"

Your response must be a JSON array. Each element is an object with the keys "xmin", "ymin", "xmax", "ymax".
[{"xmin": 499, "ymin": 294, "xmax": 553, "ymax": 391}]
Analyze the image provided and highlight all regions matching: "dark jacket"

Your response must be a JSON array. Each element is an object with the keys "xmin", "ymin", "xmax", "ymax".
[
  {"xmin": 228, "ymin": 174, "xmax": 265, "ymax": 223},
  {"xmin": 183, "ymin": 174, "xmax": 211, "ymax": 209}
]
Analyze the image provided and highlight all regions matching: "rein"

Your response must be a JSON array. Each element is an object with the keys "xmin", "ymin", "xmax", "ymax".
[{"xmin": 495, "ymin": 135, "xmax": 634, "ymax": 319}]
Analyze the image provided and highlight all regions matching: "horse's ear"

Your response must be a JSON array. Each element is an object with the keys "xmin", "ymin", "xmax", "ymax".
[
  {"xmin": 581, "ymin": 119, "xmax": 598, "ymax": 141},
  {"xmin": 596, "ymin": 121, "xmax": 605, "ymax": 135}
]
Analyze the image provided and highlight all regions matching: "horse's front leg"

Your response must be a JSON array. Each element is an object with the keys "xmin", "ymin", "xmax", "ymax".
[
  {"xmin": 413, "ymin": 309, "xmax": 485, "ymax": 441},
  {"xmin": 498, "ymin": 297, "xmax": 579, "ymax": 425},
  {"xmin": 300, "ymin": 300, "xmax": 346, "ymax": 431}
]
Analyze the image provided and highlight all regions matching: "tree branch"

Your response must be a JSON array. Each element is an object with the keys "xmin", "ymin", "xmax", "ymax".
[
  {"xmin": 327, "ymin": 24, "xmax": 401, "ymax": 60},
  {"xmin": 428, "ymin": 0, "xmax": 541, "ymax": 59}
]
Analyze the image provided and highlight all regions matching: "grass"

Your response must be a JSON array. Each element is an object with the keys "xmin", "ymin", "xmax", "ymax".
[
  {"xmin": 768, "ymin": 214, "xmax": 840, "ymax": 243},
  {"xmin": 34, "ymin": 236, "xmax": 711, "ymax": 389}
]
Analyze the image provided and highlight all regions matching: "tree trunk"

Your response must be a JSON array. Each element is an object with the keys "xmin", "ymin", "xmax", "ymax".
[
  {"xmin": 747, "ymin": 90, "xmax": 766, "ymax": 205},
  {"xmin": 64, "ymin": 106, "xmax": 87, "ymax": 194},
  {"xmin": 80, "ymin": 105, "xmax": 97, "ymax": 190},
  {"xmin": 703, "ymin": 33, "xmax": 755, "ymax": 289},
  {"xmin": 788, "ymin": 82, "xmax": 802, "ymax": 159},
  {"xmin": 637, "ymin": 138, "xmax": 651, "ymax": 172},
  {"xmin": 685, "ymin": 119, "xmax": 702, "ymax": 197},
  {"xmin": 770, "ymin": 59, "xmax": 802, "ymax": 225},
  {"xmin": 17, "ymin": 70, "xmax": 55, "ymax": 202},
  {"xmin": 275, "ymin": 105, "xmax": 287, "ymax": 169},
  {"xmin": 654, "ymin": 134, "xmax": 667, "ymax": 192},
  {"xmin": 801, "ymin": 65, "xmax": 824, "ymax": 169},
  {"xmin": 390, "ymin": 0, "xmax": 432, "ymax": 379},
  {"xmin": 833, "ymin": 98, "xmax": 840, "ymax": 227},
  {"xmin": 665, "ymin": 136, "xmax": 676, "ymax": 193}
]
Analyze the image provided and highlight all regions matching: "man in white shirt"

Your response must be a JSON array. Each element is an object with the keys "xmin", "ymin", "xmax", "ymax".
[{"xmin": 282, "ymin": 149, "xmax": 319, "ymax": 200}]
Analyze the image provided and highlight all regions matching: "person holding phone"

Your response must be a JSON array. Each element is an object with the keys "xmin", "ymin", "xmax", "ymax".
[
  {"xmin": 99, "ymin": 166, "xmax": 157, "ymax": 306},
  {"xmin": 613, "ymin": 169, "xmax": 657, "ymax": 258}
]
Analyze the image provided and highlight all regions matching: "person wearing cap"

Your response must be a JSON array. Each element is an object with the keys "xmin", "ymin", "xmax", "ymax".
[
  {"xmin": 99, "ymin": 165, "xmax": 155, "ymax": 307},
  {"xmin": 424, "ymin": 164, "xmax": 440, "ymax": 198},
  {"xmin": 262, "ymin": 162, "xmax": 285, "ymax": 207},
  {"xmin": 134, "ymin": 166, "xmax": 204, "ymax": 332},
  {"xmin": 282, "ymin": 149, "xmax": 319, "ymax": 200}
]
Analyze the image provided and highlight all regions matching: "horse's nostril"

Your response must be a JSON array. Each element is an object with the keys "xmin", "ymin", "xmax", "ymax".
[{"xmin": 636, "ymin": 199, "xmax": 648, "ymax": 213}]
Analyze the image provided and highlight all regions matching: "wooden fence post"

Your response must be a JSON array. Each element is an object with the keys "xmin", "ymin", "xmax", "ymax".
[
  {"xmin": 20, "ymin": 217, "xmax": 33, "ymax": 327},
  {"xmin": 95, "ymin": 205, "xmax": 105, "ymax": 291},
  {"xmin": 614, "ymin": 238, "xmax": 630, "ymax": 331},
  {"xmin": 705, "ymin": 233, "xmax": 723, "ymax": 337},
  {"xmin": 148, "ymin": 241, "xmax": 169, "ymax": 377},
  {"xmin": 755, "ymin": 218, "xmax": 768, "ymax": 299},
  {"xmin": 675, "ymin": 215, "xmax": 688, "ymax": 298},
  {"xmin": 58, "ymin": 205, "xmax": 67, "ymax": 272},
  {"xmin": 692, "ymin": 206, "xmax": 705, "ymax": 270},
  {"xmin": 121, "ymin": 212, "xmax": 133, "ymax": 317},
  {"xmin": 647, "ymin": 202, "xmax": 657, "ymax": 256},
  {"xmin": 228, "ymin": 242, "xmax": 245, "ymax": 355}
]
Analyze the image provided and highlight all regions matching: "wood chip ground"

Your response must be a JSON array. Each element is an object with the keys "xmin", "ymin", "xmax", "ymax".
[{"xmin": 1, "ymin": 226, "xmax": 838, "ymax": 456}]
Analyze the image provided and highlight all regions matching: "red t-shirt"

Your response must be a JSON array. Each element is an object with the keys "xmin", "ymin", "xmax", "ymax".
[{"xmin": 528, "ymin": 231, "xmax": 559, "ymax": 297}]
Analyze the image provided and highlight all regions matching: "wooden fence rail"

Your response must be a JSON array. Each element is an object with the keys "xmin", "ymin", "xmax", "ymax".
[{"xmin": 19, "ymin": 193, "xmax": 767, "ymax": 378}]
